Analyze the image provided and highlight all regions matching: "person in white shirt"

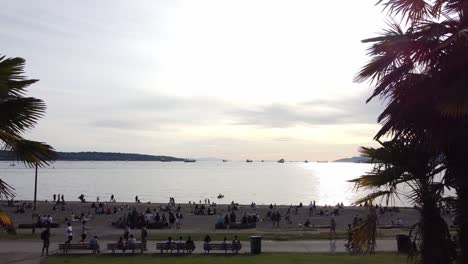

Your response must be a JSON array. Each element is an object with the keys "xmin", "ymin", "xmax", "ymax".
[
  {"xmin": 65, "ymin": 222, "xmax": 73, "ymax": 244},
  {"xmin": 47, "ymin": 215, "xmax": 53, "ymax": 224}
]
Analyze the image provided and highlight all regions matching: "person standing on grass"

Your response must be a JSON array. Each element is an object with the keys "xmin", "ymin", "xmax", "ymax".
[
  {"xmin": 40, "ymin": 227, "xmax": 50, "ymax": 256},
  {"xmin": 65, "ymin": 222, "xmax": 73, "ymax": 244}
]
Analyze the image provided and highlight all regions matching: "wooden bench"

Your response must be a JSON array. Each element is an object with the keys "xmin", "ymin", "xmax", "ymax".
[
  {"xmin": 156, "ymin": 242, "xmax": 195, "ymax": 254},
  {"xmin": 203, "ymin": 243, "xmax": 242, "ymax": 254},
  {"xmin": 58, "ymin": 243, "xmax": 98, "ymax": 254},
  {"xmin": 107, "ymin": 243, "xmax": 146, "ymax": 253}
]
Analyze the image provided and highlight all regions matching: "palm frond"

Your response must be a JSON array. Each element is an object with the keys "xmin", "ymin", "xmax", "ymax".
[
  {"xmin": 348, "ymin": 207, "xmax": 378, "ymax": 254},
  {"xmin": 377, "ymin": 0, "xmax": 432, "ymax": 22},
  {"xmin": 0, "ymin": 55, "xmax": 38, "ymax": 97},
  {"xmin": 0, "ymin": 131, "xmax": 56, "ymax": 167},
  {"xmin": 0, "ymin": 178, "xmax": 15, "ymax": 200},
  {"xmin": 0, "ymin": 97, "xmax": 46, "ymax": 134},
  {"xmin": 0, "ymin": 209, "xmax": 15, "ymax": 234}
]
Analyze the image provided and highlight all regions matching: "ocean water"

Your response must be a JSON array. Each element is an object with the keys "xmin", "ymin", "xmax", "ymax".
[{"xmin": 0, "ymin": 161, "xmax": 379, "ymax": 206}]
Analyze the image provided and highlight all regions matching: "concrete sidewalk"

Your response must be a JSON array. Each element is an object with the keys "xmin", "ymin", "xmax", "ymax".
[{"xmin": 0, "ymin": 239, "xmax": 397, "ymax": 264}]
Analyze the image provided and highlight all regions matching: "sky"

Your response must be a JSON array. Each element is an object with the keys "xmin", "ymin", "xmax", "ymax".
[{"xmin": 0, "ymin": 0, "xmax": 389, "ymax": 161}]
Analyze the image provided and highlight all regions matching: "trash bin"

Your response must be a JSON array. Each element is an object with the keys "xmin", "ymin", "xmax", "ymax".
[
  {"xmin": 250, "ymin": 236, "xmax": 262, "ymax": 254},
  {"xmin": 396, "ymin": 234, "xmax": 411, "ymax": 254}
]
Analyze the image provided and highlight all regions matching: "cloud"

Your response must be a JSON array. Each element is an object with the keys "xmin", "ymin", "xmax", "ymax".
[
  {"xmin": 231, "ymin": 95, "xmax": 383, "ymax": 128},
  {"xmin": 83, "ymin": 92, "xmax": 384, "ymax": 134}
]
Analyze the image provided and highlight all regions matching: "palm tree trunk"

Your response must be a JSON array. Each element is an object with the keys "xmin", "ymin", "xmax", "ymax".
[
  {"xmin": 420, "ymin": 196, "xmax": 451, "ymax": 264},
  {"xmin": 447, "ymin": 148, "xmax": 468, "ymax": 263}
]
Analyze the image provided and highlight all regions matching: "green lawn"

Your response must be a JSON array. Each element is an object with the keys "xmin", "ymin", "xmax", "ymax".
[{"xmin": 45, "ymin": 253, "xmax": 405, "ymax": 264}]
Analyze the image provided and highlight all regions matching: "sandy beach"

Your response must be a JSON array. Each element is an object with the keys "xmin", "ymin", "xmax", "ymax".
[{"xmin": 2, "ymin": 199, "xmax": 442, "ymax": 242}]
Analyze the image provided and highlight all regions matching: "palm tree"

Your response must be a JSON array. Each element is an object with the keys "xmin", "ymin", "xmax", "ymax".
[
  {"xmin": 357, "ymin": 1, "xmax": 468, "ymax": 261},
  {"xmin": 350, "ymin": 139, "xmax": 452, "ymax": 263},
  {"xmin": 0, "ymin": 54, "xmax": 56, "ymax": 232}
]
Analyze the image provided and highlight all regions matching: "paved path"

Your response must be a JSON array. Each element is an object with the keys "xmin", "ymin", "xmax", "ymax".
[{"xmin": 0, "ymin": 239, "xmax": 397, "ymax": 264}]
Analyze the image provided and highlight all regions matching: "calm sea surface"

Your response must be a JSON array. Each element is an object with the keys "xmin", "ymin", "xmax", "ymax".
[{"xmin": 1, "ymin": 161, "xmax": 381, "ymax": 206}]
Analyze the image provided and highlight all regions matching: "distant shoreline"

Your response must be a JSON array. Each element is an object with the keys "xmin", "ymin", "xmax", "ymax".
[{"xmin": 0, "ymin": 151, "xmax": 185, "ymax": 162}]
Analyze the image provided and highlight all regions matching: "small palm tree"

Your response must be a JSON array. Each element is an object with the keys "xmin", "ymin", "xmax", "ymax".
[
  {"xmin": 357, "ymin": 1, "xmax": 468, "ymax": 261},
  {"xmin": 350, "ymin": 139, "xmax": 452, "ymax": 263},
  {"xmin": 0, "ymin": 54, "xmax": 56, "ymax": 232}
]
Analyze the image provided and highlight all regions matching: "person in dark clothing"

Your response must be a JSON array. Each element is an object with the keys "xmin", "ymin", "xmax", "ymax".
[
  {"xmin": 230, "ymin": 211, "xmax": 236, "ymax": 223},
  {"xmin": 41, "ymin": 227, "xmax": 50, "ymax": 256}
]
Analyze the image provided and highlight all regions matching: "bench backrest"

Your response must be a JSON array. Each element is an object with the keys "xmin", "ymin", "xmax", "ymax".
[
  {"xmin": 203, "ymin": 243, "xmax": 242, "ymax": 250},
  {"xmin": 58, "ymin": 244, "xmax": 93, "ymax": 250},
  {"xmin": 156, "ymin": 242, "xmax": 195, "ymax": 250},
  {"xmin": 107, "ymin": 243, "xmax": 145, "ymax": 250}
]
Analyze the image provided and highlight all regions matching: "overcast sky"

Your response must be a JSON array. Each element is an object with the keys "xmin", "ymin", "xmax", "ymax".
[{"xmin": 1, "ymin": 0, "xmax": 388, "ymax": 160}]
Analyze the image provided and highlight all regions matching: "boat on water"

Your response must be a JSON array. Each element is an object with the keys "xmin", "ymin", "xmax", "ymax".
[
  {"xmin": 184, "ymin": 159, "xmax": 196, "ymax": 163},
  {"xmin": 222, "ymin": 159, "xmax": 228, "ymax": 162},
  {"xmin": 9, "ymin": 163, "xmax": 15, "ymax": 167},
  {"xmin": 217, "ymin": 194, "xmax": 224, "ymax": 199},
  {"xmin": 261, "ymin": 160, "xmax": 264, "ymax": 162},
  {"xmin": 277, "ymin": 158, "xmax": 285, "ymax": 163},
  {"xmin": 304, "ymin": 160, "xmax": 309, "ymax": 163},
  {"xmin": 246, "ymin": 159, "xmax": 253, "ymax": 163}
]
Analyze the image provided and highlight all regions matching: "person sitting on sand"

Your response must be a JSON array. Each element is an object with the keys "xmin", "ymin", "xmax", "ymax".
[
  {"xmin": 89, "ymin": 235, "xmax": 100, "ymax": 253},
  {"xmin": 217, "ymin": 214, "xmax": 224, "ymax": 225},
  {"xmin": 241, "ymin": 213, "xmax": 248, "ymax": 224},
  {"xmin": 397, "ymin": 218, "xmax": 404, "ymax": 227},
  {"xmin": 47, "ymin": 215, "xmax": 53, "ymax": 224},
  {"xmin": 230, "ymin": 211, "xmax": 236, "ymax": 223}
]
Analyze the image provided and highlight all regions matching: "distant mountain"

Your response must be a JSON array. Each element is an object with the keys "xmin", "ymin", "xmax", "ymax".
[
  {"xmin": 0, "ymin": 151, "xmax": 185, "ymax": 162},
  {"xmin": 334, "ymin": 156, "xmax": 370, "ymax": 163}
]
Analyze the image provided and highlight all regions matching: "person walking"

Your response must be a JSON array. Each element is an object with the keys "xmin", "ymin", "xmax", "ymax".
[
  {"xmin": 65, "ymin": 222, "xmax": 73, "ymax": 244},
  {"xmin": 79, "ymin": 221, "xmax": 90, "ymax": 243},
  {"xmin": 40, "ymin": 227, "xmax": 50, "ymax": 256},
  {"xmin": 330, "ymin": 218, "xmax": 337, "ymax": 239}
]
